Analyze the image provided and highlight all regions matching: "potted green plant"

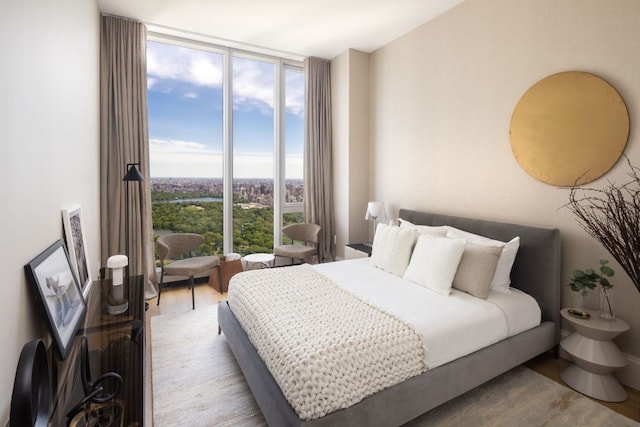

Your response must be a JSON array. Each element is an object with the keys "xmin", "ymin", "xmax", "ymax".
[
  {"xmin": 569, "ymin": 259, "xmax": 615, "ymax": 319},
  {"xmin": 565, "ymin": 157, "xmax": 640, "ymax": 311}
]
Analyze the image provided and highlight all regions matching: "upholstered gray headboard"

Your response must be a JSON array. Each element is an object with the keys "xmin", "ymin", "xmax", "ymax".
[{"xmin": 399, "ymin": 209, "xmax": 561, "ymax": 341}]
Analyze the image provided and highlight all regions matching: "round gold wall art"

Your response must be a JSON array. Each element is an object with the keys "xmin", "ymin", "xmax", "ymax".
[{"xmin": 510, "ymin": 71, "xmax": 629, "ymax": 186}]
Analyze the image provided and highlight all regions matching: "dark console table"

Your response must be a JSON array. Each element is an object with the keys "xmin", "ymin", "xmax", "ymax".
[{"xmin": 49, "ymin": 275, "xmax": 145, "ymax": 426}]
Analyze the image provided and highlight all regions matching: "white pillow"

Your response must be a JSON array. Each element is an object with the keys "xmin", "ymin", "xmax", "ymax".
[
  {"xmin": 403, "ymin": 234, "xmax": 466, "ymax": 296},
  {"xmin": 381, "ymin": 225, "xmax": 400, "ymax": 271},
  {"xmin": 371, "ymin": 224, "xmax": 418, "ymax": 276},
  {"xmin": 399, "ymin": 218, "xmax": 448, "ymax": 237},
  {"xmin": 385, "ymin": 226, "xmax": 418, "ymax": 276},
  {"xmin": 445, "ymin": 227, "xmax": 520, "ymax": 293},
  {"xmin": 370, "ymin": 223, "xmax": 390, "ymax": 269}
]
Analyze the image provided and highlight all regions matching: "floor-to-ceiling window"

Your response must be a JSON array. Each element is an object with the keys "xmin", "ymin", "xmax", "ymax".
[
  {"xmin": 232, "ymin": 55, "xmax": 275, "ymax": 254},
  {"xmin": 147, "ymin": 37, "xmax": 304, "ymax": 257}
]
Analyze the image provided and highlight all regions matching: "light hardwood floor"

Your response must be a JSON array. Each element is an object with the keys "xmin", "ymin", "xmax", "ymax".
[
  {"xmin": 144, "ymin": 281, "xmax": 228, "ymax": 425},
  {"xmin": 145, "ymin": 281, "xmax": 640, "ymax": 424},
  {"xmin": 524, "ymin": 352, "xmax": 640, "ymax": 422}
]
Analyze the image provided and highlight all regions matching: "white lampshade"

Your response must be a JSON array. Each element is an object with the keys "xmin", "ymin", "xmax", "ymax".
[{"xmin": 365, "ymin": 201, "xmax": 387, "ymax": 222}]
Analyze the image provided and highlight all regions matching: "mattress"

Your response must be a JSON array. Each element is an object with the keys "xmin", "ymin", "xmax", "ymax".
[{"xmin": 313, "ymin": 258, "xmax": 541, "ymax": 369}]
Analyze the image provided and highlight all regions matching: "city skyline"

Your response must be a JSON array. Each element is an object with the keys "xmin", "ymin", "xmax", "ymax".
[{"xmin": 152, "ymin": 176, "xmax": 304, "ymax": 206}]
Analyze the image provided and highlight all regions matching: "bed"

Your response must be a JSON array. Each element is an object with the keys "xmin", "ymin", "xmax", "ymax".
[{"xmin": 218, "ymin": 209, "xmax": 561, "ymax": 426}]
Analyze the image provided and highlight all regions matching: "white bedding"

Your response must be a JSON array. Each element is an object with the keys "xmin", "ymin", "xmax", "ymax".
[{"xmin": 313, "ymin": 258, "xmax": 541, "ymax": 369}]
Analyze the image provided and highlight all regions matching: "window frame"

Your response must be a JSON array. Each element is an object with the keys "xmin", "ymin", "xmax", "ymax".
[{"xmin": 146, "ymin": 32, "xmax": 304, "ymax": 254}]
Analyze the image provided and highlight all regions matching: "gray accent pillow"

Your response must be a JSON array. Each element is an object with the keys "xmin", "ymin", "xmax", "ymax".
[
  {"xmin": 452, "ymin": 241, "xmax": 502, "ymax": 299},
  {"xmin": 446, "ymin": 227, "xmax": 520, "ymax": 293}
]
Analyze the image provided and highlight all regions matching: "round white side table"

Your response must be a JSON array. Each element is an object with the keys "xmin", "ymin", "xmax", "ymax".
[
  {"xmin": 244, "ymin": 253, "xmax": 275, "ymax": 270},
  {"xmin": 560, "ymin": 308, "xmax": 629, "ymax": 402}
]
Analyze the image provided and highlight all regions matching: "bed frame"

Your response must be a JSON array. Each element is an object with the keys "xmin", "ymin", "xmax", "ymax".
[{"xmin": 218, "ymin": 209, "xmax": 561, "ymax": 426}]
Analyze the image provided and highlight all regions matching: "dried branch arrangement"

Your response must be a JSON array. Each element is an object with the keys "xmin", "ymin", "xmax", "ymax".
[{"xmin": 565, "ymin": 157, "xmax": 640, "ymax": 294}]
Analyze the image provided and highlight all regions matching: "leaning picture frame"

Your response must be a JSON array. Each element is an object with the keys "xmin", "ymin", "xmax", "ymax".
[
  {"xmin": 24, "ymin": 240, "xmax": 87, "ymax": 359},
  {"xmin": 62, "ymin": 205, "xmax": 92, "ymax": 297}
]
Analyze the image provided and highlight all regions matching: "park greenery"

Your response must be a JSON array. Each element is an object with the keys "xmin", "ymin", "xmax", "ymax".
[{"xmin": 152, "ymin": 191, "xmax": 303, "ymax": 258}]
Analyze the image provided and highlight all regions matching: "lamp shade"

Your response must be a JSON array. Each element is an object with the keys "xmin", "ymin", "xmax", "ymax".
[
  {"xmin": 365, "ymin": 201, "xmax": 387, "ymax": 221},
  {"xmin": 123, "ymin": 163, "xmax": 144, "ymax": 182},
  {"xmin": 122, "ymin": 162, "xmax": 143, "ymax": 273}
]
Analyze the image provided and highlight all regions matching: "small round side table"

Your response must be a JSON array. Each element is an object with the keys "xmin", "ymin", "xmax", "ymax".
[
  {"xmin": 244, "ymin": 253, "xmax": 275, "ymax": 270},
  {"xmin": 560, "ymin": 308, "xmax": 629, "ymax": 402}
]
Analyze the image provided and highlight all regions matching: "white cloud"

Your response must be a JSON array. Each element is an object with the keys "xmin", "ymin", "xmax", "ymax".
[
  {"xmin": 150, "ymin": 137, "xmax": 222, "ymax": 178},
  {"xmin": 147, "ymin": 41, "xmax": 223, "ymax": 88},
  {"xmin": 285, "ymin": 70, "xmax": 304, "ymax": 117},
  {"xmin": 149, "ymin": 137, "xmax": 303, "ymax": 179},
  {"xmin": 147, "ymin": 41, "xmax": 304, "ymax": 117},
  {"xmin": 191, "ymin": 55, "xmax": 223, "ymax": 87},
  {"xmin": 233, "ymin": 57, "xmax": 274, "ymax": 115},
  {"xmin": 285, "ymin": 154, "xmax": 303, "ymax": 179},
  {"xmin": 150, "ymin": 152, "xmax": 222, "ymax": 178},
  {"xmin": 149, "ymin": 138, "xmax": 214, "ymax": 155}
]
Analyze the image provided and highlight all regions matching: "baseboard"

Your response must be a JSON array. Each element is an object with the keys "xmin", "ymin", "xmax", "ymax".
[
  {"xmin": 617, "ymin": 354, "xmax": 640, "ymax": 391},
  {"xmin": 560, "ymin": 328, "xmax": 640, "ymax": 391}
]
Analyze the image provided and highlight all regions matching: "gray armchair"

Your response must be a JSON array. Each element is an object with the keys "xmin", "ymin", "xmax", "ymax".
[
  {"xmin": 274, "ymin": 223, "xmax": 321, "ymax": 265},
  {"xmin": 156, "ymin": 233, "xmax": 220, "ymax": 310}
]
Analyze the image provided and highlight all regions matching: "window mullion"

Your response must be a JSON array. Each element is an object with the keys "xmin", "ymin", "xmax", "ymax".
[
  {"xmin": 274, "ymin": 60, "xmax": 285, "ymax": 248},
  {"xmin": 223, "ymin": 49, "xmax": 233, "ymax": 254}
]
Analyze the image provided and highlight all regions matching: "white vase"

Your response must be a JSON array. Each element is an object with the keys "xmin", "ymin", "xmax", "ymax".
[{"xmin": 599, "ymin": 287, "xmax": 614, "ymax": 320}]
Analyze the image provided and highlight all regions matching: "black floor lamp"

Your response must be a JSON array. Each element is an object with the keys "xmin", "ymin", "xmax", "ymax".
[{"xmin": 122, "ymin": 163, "xmax": 145, "ymax": 271}]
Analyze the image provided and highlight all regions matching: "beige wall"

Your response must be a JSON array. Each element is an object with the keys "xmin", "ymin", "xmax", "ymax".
[
  {"xmin": 367, "ymin": 0, "xmax": 640, "ymax": 386},
  {"xmin": 0, "ymin": 0, "xmax": 100, "ymax": 422},
  {"xmin": 332, "ymin": 49, "xmax": 371, "ymax": 259}
]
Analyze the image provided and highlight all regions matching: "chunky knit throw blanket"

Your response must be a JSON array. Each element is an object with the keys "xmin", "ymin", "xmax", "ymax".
[{"xmin": 228, "ymin": 264, "xmax": 426, "ymax": 420}]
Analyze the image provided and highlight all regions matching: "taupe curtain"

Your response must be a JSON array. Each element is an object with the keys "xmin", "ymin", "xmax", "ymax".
[
  {"xmin": 304, "ymin": 57, "xmax": 335, "ymax": 262},
  {"xmin": 100, "ymin": 16, "xmax": 157, "ymax": 296}
]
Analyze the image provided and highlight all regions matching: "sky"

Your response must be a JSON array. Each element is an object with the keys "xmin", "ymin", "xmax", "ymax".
[{"xmin": 147, "ymin": 41, "xmax": 304, "ymax": 179}]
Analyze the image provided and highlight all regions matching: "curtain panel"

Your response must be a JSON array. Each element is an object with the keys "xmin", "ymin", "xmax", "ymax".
[
  {"xmin": 100, "ymin": 15, "xmax": 157, "ymax": 295},
  {"xmin": 304, "ymin": 57, "xmax": 335, "ymax": 262}
]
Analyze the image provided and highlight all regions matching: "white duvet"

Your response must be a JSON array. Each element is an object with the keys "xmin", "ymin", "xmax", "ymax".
[{"xmin": 314, "ymin": 258, "xmax": 541, "ymax": 369}]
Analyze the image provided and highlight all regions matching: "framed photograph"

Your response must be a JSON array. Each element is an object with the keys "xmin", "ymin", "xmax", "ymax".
[
  {"xmin": 62, "ymin": 205, "xmax": 92, "ymax": 297},
  {"xmin": 24, "ymin": 240, "xmax": 87, "ymax": 359}
]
